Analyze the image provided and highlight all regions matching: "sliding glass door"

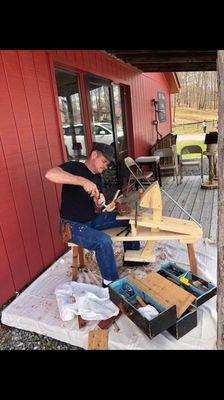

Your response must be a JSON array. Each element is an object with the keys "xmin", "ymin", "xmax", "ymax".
[{"xmin": 55, "ymin": 69, "xmax": 131, "ymax": 198}]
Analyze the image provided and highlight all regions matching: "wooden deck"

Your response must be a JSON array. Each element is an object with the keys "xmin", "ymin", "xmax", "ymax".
[
  {"xmin": 125, "ymin": 175, "xmax": 217, "ymax": 241},
  {"xmin": 162, "ymin": 176, "xmax": 217, "ymax": 241}
]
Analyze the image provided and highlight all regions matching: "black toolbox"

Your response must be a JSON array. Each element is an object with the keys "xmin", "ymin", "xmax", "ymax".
[{"xmin": 109, "ymin": 261, "xmax": 217, "ymax": 340}]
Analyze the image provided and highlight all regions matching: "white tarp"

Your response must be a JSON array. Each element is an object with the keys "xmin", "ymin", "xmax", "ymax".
[{"xmin": 1, "ymin": 238, "xmax": 217, "ymax": 350}]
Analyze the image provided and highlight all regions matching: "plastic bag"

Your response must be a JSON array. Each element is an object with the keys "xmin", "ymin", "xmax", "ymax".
[{"xmin": 55, "ymin": 281, "xmax": 119, "ymax": 321}]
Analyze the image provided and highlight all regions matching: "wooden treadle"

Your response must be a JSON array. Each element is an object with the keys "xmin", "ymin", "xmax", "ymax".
[{"xmin": 124, "ymin": 241, "xmax": 155, "ymax": 262}]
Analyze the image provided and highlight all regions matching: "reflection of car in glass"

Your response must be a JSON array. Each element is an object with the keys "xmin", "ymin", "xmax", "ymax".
[{"xmin": 63, "ymin": 122, "xmax": 115, "ymax": 158}]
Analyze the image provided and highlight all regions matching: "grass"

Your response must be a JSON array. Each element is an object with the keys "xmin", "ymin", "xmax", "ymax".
[
  {"xmin": 172, "ymin": 107, "xmax": 218, "ymax": 135},
  {"xmin": 172, "ymin": 107, "xmax": 215, "ymax": 158},
  {"xmin": 175, "ymin": 123, "xmax": 217, "ymax": 135},
  {"xmin": 173, "ymin": 107, "xmax": 218, "ymax": 125},
  {"xmin": 176, "ymin": 140, "xmax": 206, "ymax": 159}
]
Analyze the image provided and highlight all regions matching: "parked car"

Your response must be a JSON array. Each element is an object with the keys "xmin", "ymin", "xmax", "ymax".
[{"xmin": 63, "ymin": 122, "xmax": 115, "ymax": 159}]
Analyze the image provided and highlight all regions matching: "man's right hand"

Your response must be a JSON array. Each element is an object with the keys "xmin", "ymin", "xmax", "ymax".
[{"xmin": 82, "ymin": 179, "xmax": 99, "ymax": 198}]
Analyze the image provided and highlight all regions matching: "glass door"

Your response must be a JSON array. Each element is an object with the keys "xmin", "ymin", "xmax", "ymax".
[
  {"xmin": 55, "ymin": 68, "xmax": 87, "ymax": 161},
  {"xmin": 86, "ymin": 75, "xmax": 129, "ymax": 198},
  {"xmin": 111, "ymin": 84, "xmax": 129, "ymax": 187},
  {"xmin": 86, "ymin": 75, "xmax": 118, "ymax": 199}
]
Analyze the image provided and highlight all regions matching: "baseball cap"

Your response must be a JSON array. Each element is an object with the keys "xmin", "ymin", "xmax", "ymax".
[{"xmin": 92, "ymin": 142, "xmax": 115, "ymax": 163}]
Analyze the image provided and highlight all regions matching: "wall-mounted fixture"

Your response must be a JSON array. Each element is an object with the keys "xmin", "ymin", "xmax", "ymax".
[{"xmin": 152, "ymin": 98, "xmax": 162, "ymax": 140}]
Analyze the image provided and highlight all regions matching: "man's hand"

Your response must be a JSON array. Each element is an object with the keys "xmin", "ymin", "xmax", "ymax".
[
  {"xmin": 93, "ymin": 193, "xmax": 106, "ymax": 208},
  {"xmin": 82, "ymin": 179, "xmax": 99, "ymax": 198}
]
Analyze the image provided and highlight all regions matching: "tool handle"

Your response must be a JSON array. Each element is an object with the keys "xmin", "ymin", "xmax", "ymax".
[
  {"xmin": 136, "ymin": 295, "xmax": 146, "ymax": 307},
  {"xmin": 119, "ymin": 302, "xmax": 134, "ymax": 317},
  {"xmin": 112, "ymin": 189, "xmax": 120, "ymax": 202}
]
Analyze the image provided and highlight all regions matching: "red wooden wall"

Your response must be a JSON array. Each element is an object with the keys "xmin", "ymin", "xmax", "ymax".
[{"xmin": 0, "ymin": 50, "xmax": 173, "ymax": 305}]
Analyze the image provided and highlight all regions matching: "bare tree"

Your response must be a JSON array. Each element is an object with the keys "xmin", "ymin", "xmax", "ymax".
[{"xmin": 176, "ymin": 71, "xmax": 218, "ymax": 110}]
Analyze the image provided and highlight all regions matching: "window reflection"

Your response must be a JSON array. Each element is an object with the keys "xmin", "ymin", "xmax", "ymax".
[
  {"xmin": 112, "ymin": 84, "xmax": 127, "ymax": 152},
  {"xmin": 87, "ymin": 78, "xmax": 114, "ymax": 146}
]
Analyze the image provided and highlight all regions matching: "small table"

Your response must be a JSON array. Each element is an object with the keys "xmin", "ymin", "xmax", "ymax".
[{"xmin": 135, "ymin": 156, "xmax": 162, "ymax": 186}]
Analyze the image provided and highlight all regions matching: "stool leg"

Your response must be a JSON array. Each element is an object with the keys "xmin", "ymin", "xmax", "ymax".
[
  {"xmin": 78, "ymin": 246, "xmax": 86, "ymax": 269},
  {"xmin": 72, "ymin": 246, "xmax": 79, "ymax": 281}
]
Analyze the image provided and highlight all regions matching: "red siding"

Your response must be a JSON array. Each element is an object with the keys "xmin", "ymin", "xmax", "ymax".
[{"xmin": 0, "ymin": 49, "xmax": 173, "ymax": 305}]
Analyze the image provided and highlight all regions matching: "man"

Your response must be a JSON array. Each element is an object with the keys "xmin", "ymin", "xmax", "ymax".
[
  {"xmin": 45, "ymin": 142, "xmax": 142, "ymax": 288},
  {"xmin": 202, "ymin": 120, "xmax": 207, "ymax": 133}
]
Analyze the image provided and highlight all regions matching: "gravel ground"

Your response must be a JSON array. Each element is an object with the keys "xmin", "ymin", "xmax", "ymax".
[{"xmin": 0, "ymin": 307, "xmax": 83, "ymax": 350}]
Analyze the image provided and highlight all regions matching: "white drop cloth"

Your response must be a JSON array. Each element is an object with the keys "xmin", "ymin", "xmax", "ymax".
[{"xmin": 1, "ymin": 238, "xmax": 217, "ymax": 350}]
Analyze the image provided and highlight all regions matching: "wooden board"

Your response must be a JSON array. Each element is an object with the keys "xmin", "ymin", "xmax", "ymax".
[
  {"xmin": 129, "ymin": 215, "xmax": 202, "ymax": 236},
  {"xmin": 117, "ymin": 209, "xmax": 202, "ymax": 237},
  {"xmin": 124, "ymin": 250, "xmax": 155, "ymax": 262},
  {"xmin": 105, "ymin": 226, "xmax": 201, "ymax": 243},
  {"xmin": 88, "ymin": 329, "xmax": 108, "ymax": 350},
  {"xmin": 127, "ymin": 274, "xmax": 196, "ymax": 318}
]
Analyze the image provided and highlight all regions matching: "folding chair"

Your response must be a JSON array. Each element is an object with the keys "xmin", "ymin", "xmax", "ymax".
[
  {"xmin": 179, "ymin": 145, "xmax": 204, "ymax": 183},
  {"xmin": 124, "ymin": 156, "xmax": 153, "ymax": 195}
]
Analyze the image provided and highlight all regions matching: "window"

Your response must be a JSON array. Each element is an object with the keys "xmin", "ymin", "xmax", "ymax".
[{"xmin": 157, "ymin": 91, "xmax": 166, "ymax": 122}]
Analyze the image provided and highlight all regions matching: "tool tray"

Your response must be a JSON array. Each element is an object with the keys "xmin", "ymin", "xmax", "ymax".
[
  {"xmin": 109, "ymin": 262, "xmax": 217, "ymax": 340},
  {"xmin": 157, "ymin": 262, "xmax": 217, "ymax": 339},
  {"xmin": 159, "ymin": 262, "xmax": 217, "ymax": 307}
]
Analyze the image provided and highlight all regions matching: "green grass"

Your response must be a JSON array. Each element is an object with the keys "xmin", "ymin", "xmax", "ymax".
[
  {"xmin": 174, "ymin": 122, "xmax": 217, "ymax": 135},
  {"xmin": 176, "ymin": 140, "xmax": 206, "ymax": 159},
  {"xmin": 175, "ymin": 126, "xmax": 201, "ymax": 135}
]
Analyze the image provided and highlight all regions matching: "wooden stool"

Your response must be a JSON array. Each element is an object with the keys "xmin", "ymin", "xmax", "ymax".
[
  {"xmin": 67, "ymin": 243, "xmax": 87, "ymax": 329},
  {"xmin": 67, "ymin": 243, "xmax": 86, "ymax": 281}
]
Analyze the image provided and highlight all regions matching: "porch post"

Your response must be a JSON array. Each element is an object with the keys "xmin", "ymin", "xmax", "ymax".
[{"xmin": 217, "ymin": 51, "xmax": 224, "ymax": 349}]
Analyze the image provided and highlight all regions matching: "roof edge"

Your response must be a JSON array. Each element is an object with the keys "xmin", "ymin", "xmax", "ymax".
[{"xmin": 164, "ymin": 72, "xmax": 181, "ymax": 94}]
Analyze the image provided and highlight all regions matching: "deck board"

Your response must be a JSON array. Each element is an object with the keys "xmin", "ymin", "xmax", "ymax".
[
  {"xmin": 199, "ymin": 189, "xmax": 214, "ymax": 238},
  {"xmin": 162, "ymin": 175, "xmax": 217, "ymax": 240}
]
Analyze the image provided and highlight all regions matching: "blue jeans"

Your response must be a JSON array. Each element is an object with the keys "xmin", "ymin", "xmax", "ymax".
[{"xmin": 60, "ymin": 212, "xmax": 140, "ymax": 281}]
